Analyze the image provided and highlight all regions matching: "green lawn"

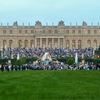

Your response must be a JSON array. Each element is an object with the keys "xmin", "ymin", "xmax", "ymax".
[{"xmin": 0, "ymin": 70, "xmax": 100, "ymax": 100}]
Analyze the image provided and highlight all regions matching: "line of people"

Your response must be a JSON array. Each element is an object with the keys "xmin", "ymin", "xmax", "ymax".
[{"xmin": 0, "ymin": 63, "xmax": 100, "ymax": 72}]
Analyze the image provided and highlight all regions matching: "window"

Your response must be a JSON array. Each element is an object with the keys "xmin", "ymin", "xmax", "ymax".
[
  {"xmin": 24, "ymin": 40, "xmax": 28, "ymax": 48},
  {"xmin": 72, "ymin": 30, "xmax": 75, "ymax": 34},
  {"xmin": 30, "ymin": 40, "xmax": 34, "ymax": 48},
  {"xmin": 72, "ymin": 40, "xmax": 76, "ymax": 48},
  {"xmin": 3, "ymin": 40, "xmax": 7, "ymax": 48},
  {"xmin": 9, "ymin": 40, "xmax": 13, "ymax": 48},
  {"xmin": 35, "ymin": 30, "xmax": 37, "ymax": 33},
  {"xmin": 66, "ymin": 30, "xmax": 69, "ymax": 34},
  {"xmin": 48, "ymin": 30, "xmax": 52, "ymax": 33},
  {"xmin": 88, "ymin": 30, "xmax": 91, "ymax": 34},
  {"xmin": 31, "ymin": 30, "xmax": 34, "ymax": 33},
  {"xmin": 18, "ymin": 40, "xmax": 22, "ymax": 48},
  {"xmin": 43, "ymin": 30, "xmax": 45, "ymax": 33},
  {"xmin": 94, "ymin": 30, "xmax": 97, "ymax": 34},
  {"xmin": 19, "ymin": 30, "xmax": 22, "ymax": 33},
  {"xmin": 78, "ymin": 30, "xmax": 81, "ymax": 34},
  {"xmin": 94, "ymin": 40, "xmax": 97, "ymax": 48},
  {"xmin": 87, "ymin": 40, "xmax": 91, "ymax": 47},
  {"xmin": 3, "ymin": 30, "xmax": 6, "ymax": 34},
  {"xmin": 10, "ymin": 30, "xmax": 13, "ymax": 34},
  {"xmin": 78, "ymin": 40, "xmax": 82, "ymax": 48},
  {"xmin": 54, "ymin": 30, "xmax": 58, "ymax": 33},
  {"xmin": 25, "ymin": 30, "xmax": 28, "ymax": 33},
  {"xmin": 66, "ymin": 40, "xmax": 70, "ymax": 48}
]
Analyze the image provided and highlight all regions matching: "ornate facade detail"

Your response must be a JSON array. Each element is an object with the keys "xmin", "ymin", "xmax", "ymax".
[
  {"xmin": 0, "ymin": 21, "xmax": 99, "ymax": 49},
  {"xmin": 82, "ymin": 21, "xmax": 87, "ymax": 26},
  {"xmin": 13, "ymin": 21, "xmax": 18, "ymax": 27},
  {"xmin": 35, "ymin": 20, "xmax": 42, "ymax": 27},
  {"xmin": 58, "ymin": 20, "xmax": 65, "ymax": 27}
]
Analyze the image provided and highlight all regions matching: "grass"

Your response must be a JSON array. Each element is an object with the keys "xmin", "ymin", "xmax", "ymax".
[{"xmin": 0, "ymin": 70, "xmax": 100, "ymax": 100}]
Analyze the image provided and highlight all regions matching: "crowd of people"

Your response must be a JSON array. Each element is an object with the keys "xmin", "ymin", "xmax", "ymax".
[
  {"xmin": 0, "ymin": 62, "xmax": 100, "ymax": 72},
  {"xmin": 2, "ymin": 47, "xmax": 94, "ymax": 59},
  {"xmin": 0, "ymin": 47, "xmax": 100, "ymax": 72}
]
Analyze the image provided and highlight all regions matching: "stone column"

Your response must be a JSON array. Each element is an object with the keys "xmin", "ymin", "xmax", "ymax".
[
  {"xmin": 52, "ymin": 38, "xmax": 54, "ymax": 48},
  {"xmin": 76, "ymin": 40, "xmax": 78, "ymax": 49},
  {"xmin": 70, "ymin": 40, "xmax": 72, "ymax": 49},
  {"xmin": 46, "ymin": 38, "xmax": 48, "ymax": 48},
  {"xmin": 40, "ymin": 38, "xmax": 42, "ymax": 48},
  {"xmin": 58, "ymin": 38, "xmax": 60, "ymax": 48},
  {"xmin": 35, "ymin": 38, "xmax": 37, "ymax": 48},
  {"xmin": 62, "ymin": 38, "xmax": 64, "ymax": 48}
]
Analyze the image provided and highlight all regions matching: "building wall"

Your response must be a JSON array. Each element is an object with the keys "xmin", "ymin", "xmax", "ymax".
[{"xmin": 0, "ymin": 21, "xmax": 100, "ymax": 49}]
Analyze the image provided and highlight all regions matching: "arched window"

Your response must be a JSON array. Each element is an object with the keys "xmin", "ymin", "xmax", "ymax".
[
  {"xmin": 48, "ymin": 30, "xmax": 52, "ymax": 33},
  {"xmin": 30, "ymin": 40, "xmax": 34, "ymax": 48},
  {"xmin": 87, "ymin": 40, "xmax": 91, "ymax": 48},
  {"xmin": 42, "ymin": 30, "xmax": 45, "ymax": 33},
  {"xmin": 54, "ymin": 30, "xmax": 58, "ymax": 33},
  {"xmin": 88, "ymin": 30, "xmax": 91, "ymax": 34},
  {"xmin": 19, "ymin": 30, "xmax": 22, "ymax": 33},
  {"xmin": 9, "ymin": 30, "xmax": 13, "ymax": 34},
  {"xmin": 48, "ymin": 38, "xmax": 52, "ymax": 48},
  {"xmin": 25, "ymin": 30, "xmax": 28, "ymax": 33},
  {"xmin": 94, "ymin": 30, "xmax": 97, "ymax": 34},
  {"xmin": 31, "ymin": 30, "xmax": 34, "ymax": 33},
  {"xmin": 72, "ymin": 30, "xmax": 75, "ymax": 34},
  {"xmin": 24, "ymin": 40, "xmax": 28, "ymax": 48},
  {"xmin": 18, "ymin": 40, "xmax": 22, "ymax": 48},
  {"xmin": 66, "ymin": 30, "xmax": 69, "ymax": 34},
  {"xmin": 3, "ymin": 30, "xmax": 6, "ymax": 34},
  {"xmin": 66, "ymin": 40, "xmax": 70, "ymax": 49},
  {"xmin": 78, "ymin": 30, "xmax": 81, "ymax": 34},
  {"xmin": 9, "ymin": 40, "xmax": 13, "ymax": 48},
  {"xmin": 72, "ymin": 40, "xmax": 76, "ymax": 48},
  {"xmin": 78, "ymin": 40, "xmax": 82, "ymax": 48},
  {"xmin": 3, "ymin": 40, "xmax": 7, "ymax": 49},
  {"xmin": 94, "ymin": 40, "xmax": 97, "ymax": 48}
]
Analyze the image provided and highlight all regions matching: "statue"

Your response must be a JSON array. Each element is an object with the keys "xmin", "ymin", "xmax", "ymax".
[
  {"xmin": 35, "ymin": 20, "xmax": 42, "ymax": 27},
  {"xmin": 41, "ymin": 52, "xmax": 52, "ymax": 61},
  {"xmin": 13, "ymin": 21, "xmax": 18, "ymax": 26},
  {"xmin": 82, "ymin": 21, "xmax": 87, "ymax": 26},
  {"xmin": 58, "ymin": 20, "xmax": 65, "ymax": 26}
]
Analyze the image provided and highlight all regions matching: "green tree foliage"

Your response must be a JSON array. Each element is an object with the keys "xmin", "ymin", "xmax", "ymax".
[
  {"xmin": 66, "ymin": 57, "xmax": 75, "ymax": 65},
  {"xmin": 57, "ymin": 57, "xmax": 75, "ymax": 65}
]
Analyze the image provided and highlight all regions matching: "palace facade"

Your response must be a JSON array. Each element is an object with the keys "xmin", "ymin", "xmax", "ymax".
[{"xmin": 0, "ymin": 20, "xmax": 100, "ymax": 49}]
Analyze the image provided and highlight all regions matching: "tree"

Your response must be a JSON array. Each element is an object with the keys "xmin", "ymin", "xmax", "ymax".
[{"xmin": 66, "ymin": 57, "xmax": 75, "ymax": 65}]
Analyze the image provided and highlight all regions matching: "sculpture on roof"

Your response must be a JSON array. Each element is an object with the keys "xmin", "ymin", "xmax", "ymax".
[
  {"xmin": 13, "ymin": 21, "xmax": 18, "ymax": 26},
  {"xmin": 58, "ymin": 20, "xmax": 65, "ymax": 26},
  {"xmin": 82, "ymin": 21, "xmax": 87, "ymax": 26},
  {"xmin": 35, "ymin": 20, "xmax": 42, "ymax": 27}
]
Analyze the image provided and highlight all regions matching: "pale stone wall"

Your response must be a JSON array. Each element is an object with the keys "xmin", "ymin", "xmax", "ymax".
[{"xmin": 0, "ymin": 21, "xmax": 100, "ymax": 49}]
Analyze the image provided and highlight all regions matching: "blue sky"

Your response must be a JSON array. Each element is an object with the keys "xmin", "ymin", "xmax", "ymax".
[{"xmin": 0, "ymin": 0, "xmax": 100, "ymax": 25}]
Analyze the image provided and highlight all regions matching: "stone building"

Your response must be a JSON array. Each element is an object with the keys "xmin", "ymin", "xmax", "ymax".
[{"xmin": 0, "ymin": 20, "xmax": 100, "ymax": 49}]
